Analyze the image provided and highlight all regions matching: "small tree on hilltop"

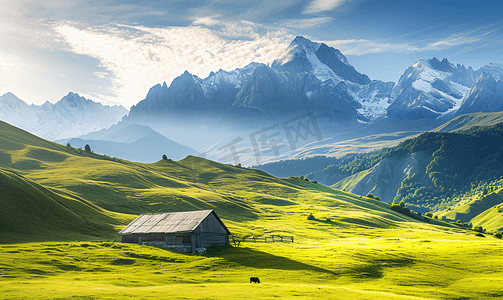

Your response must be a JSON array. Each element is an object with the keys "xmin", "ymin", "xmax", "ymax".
[
  {"xmin": 162, "ymin": 154, "xmax": 168, "ymax": 160},
  {"xmin": 366, "ymin": 193, "xmax": 374, "ymax": 199},
  {"xmin": 84, "ymin": 144, "xmax": 91, "ymax": 153}
]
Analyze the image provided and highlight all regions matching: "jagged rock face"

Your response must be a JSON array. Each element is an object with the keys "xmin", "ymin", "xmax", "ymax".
[
  {"xmin": 450, "ymin": 64, "xmax": 476, "ymax": 87},
  {"xmin": 315, "ymin": 43, "xmax": 371, "ymax": 85},
  {"xmin": 0, "ymin": 92, "xmax": 128, "ymax": 141},
  {"xmin": 456, "ymin": 73, "xmax": 503, "ymax": 116},
  {"xmin": 428, "ymin": 57, "xmax": 456, "ymax": 73},
  {"xmin": 233, "ymin": 65, "xmax": 305, "ymax": 117}
]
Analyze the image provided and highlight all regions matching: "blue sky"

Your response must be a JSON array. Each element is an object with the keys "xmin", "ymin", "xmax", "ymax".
[{"xmin": 1, "ymin": 0, "xmax": 502, "ymax": 108}]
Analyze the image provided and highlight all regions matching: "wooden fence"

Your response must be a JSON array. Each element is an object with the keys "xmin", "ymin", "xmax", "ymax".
[{"xmin": 231, "ymin": 234, "xmax": 294, "ymax": 246}]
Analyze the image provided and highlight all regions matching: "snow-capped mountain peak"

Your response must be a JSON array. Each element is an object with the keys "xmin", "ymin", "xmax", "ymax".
[
  {"xmin": 388, "ymin": 58, "xmax": 475, "ymax": 120},
  {"xmin": 271, "ymin": 36, "xmax": 370, "ymax": 86}
]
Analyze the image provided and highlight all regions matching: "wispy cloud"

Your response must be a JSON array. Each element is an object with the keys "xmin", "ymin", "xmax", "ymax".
[
  {"xmin": 280, "ymin": 17, "xmax": 333, "ymax": 29},
  {"xmin": 423, "ymin": 30, "xmax": 487, "ymax": 51},
  {"xmin": 325, "ymin": 39, "xmax": 419, "ymax": 55},
  {"xmin": 324, "ymin": 28, "xmax": 501, "ymax": 55},
  {"xmin": 54, "ymin": 21, "xmax": 292, "ymax": 108},
  {"xmin": 304, "ymin": 0, "xmax": 349, "ymax": 14}
]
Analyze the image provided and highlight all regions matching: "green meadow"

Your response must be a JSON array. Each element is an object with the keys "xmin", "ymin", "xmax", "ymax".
[{"xmin": 1, "ymin": 120, "xmax": 503, "ymax": 299}]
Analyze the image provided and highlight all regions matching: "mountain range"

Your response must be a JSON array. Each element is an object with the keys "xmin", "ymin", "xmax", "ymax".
[
  {"xmin": 1, "ymin": 36, "xmax": 503, "ymax": 165},
  {"xmin": 0, "ymin": 92, "xmax": 128, "ymax": 141},
  {"xmin": 125, "ymin": 36, "xmax": 396, "ymax": 130},
  {"xmin": 125, "ymin": 37, "xmax": 503, "ymax": 129}
]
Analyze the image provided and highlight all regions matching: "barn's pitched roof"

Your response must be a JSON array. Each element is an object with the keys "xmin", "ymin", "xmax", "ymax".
[{"xmin": 118, "ymin": 210, "xmax": 230, "ymax": 235}]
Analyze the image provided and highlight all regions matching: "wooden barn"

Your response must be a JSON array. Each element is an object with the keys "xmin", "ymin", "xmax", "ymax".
[{"xmin": 118, "ymin": 210, "xmax": 231, "ymax": 253}]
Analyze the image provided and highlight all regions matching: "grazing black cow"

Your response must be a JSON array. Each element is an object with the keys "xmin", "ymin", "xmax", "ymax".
[{"xmin": 250, "ymin": 277, "xmax": 260, "ymax": 284}]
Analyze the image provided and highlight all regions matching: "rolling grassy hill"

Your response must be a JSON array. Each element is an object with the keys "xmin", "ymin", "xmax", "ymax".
[
  {"xmin": 2, "ymin": 119, "xmax": 503, "ymax": 299},
  {"xmin": 0, "ymin": 119, "xmax": 425, "ymax": 242},
  {"xmin": 0, "ymin": 167, "xmax": 131, "ymax": 243},
  {"xmin": 436, "ymin": 188, "xmax": 503, "ymax": 231}
]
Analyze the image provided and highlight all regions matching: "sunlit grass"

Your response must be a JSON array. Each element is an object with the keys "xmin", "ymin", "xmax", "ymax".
[
  {"xmin": 2, "ymin": 231, "xmax": 503, "ymax": 299},
  {"xmin": 2, "ymin": 120, "xmax": 503, "ymax": 299}
]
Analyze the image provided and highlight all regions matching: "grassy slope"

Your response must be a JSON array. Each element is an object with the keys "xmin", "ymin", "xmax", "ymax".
[
  {"xmin": 433, "ymin": 111, "xmax": 503, "ymax": 132},
  {"xmin": 332, "ymin": 169, "xmax": 369, "ymax": 191},
  {"xmin": 471, "ymin": 201, "xmax": 503, "ymax": 231},
  {"xmin": 0, "ymin": 119, "xmax": 423, "ymax": 241},
  {"xmin": 0, "ymin": 168, "xmax": 131, "ymax": 243},
  {"xmin": 2, "ymin": 120, "xmax": 503, "ymax": 299},
  {"xmin": 2, "ymin": 233, "xmax": 503, "ymax": 299},
  {"xmin": 289, "ymin": 131, "xmax": 421, "ymax": 159},
  {"xmin": 437, "ymin": 188, "xmax": 503, "ymax": 231}
]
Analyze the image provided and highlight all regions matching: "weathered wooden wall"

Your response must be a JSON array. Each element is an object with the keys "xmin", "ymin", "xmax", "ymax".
[
  {"xmin": 194, "ymin": 212, "xmax": 229, "ymax": 247},
  {"xmin": 196, "ymin": 213, "xmax": 229, "ymax": 235},
  {"xmin": 120, "ymin": 211, "xmax": 230, "ymax": 252}
]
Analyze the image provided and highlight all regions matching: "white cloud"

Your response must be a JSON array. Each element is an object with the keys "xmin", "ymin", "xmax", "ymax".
[
  {"xmin": 304, "ymin": 0, "xmax": 348, "ymax": 14},
  {"xmin": 93, "ymin": 71, "xmax": 108, "ymax": 79},
  {"xmin": 192, "ymin": 16, "xmax": 223, "ymax": 26},
  {"xmin": 54, "ymin": 21, "xmax": 292, "ymax": 108}
]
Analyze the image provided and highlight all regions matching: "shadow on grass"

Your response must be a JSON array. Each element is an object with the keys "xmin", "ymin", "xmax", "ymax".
[
  {"xmin": 208, "ymin": 246, "xmax": 338, "ymax": 276},
  {"xmin": 308, "ymin": 216, "xmax": 394, "ymax": 229},
  {"xmin": 344, "ymin": 255, "xmax": 415, "ymax": 279}
]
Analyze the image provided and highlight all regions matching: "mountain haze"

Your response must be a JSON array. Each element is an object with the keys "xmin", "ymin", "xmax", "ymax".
[
  {"xmin": 0, "ymin": 92, "xmax": 128, "ymax": 141},
  {"xmin": 65, "ymin": 123, "xmax": 198, "ymax": 162}
]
